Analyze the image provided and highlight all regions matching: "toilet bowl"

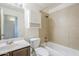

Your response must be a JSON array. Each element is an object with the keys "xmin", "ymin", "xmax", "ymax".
[
  {"xmin": 35, "ymin": 47, "xmax": 49, "ymax": 56},
  {"xmin": 29, "ymin": 38, "xmax": 49, "ymax": 56}
]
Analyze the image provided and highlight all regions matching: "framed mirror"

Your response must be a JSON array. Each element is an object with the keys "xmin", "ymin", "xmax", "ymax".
[{"xmin": 0, "ymin": 8, "xmax": 19, "ymax": 39}]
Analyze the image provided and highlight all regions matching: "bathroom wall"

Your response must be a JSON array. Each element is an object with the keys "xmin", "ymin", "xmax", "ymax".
[
  {"xmin": 39, "ymin": 12, "xmax": 49, "ymax": 43},
  {"xmin": 49, "ymin": 4, "xmax": 79, "ymax": 50},
  {"xmin": 25, "ymin": 28, "xmax": 39, "ymax": 40}
]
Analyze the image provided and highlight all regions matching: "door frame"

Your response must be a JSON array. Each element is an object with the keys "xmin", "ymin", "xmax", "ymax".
[{"xmin": 1, "ymin": 8, "xmax": 4, "ymax": 39}]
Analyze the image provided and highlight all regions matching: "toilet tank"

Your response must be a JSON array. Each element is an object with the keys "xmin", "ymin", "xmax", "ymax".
[{"xmin": 29, "ymin": 38, "xmax": 40, "ymax": 48}]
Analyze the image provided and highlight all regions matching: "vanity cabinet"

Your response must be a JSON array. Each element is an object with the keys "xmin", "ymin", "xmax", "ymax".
[
  {"xmin": 0, "ymin": 53, "xmax": 9, "ymax": 56},
  {"xmin": 0, "ymin": 46, "xmax": 30, "ymax": 56},
  {"xmin": 0, "ymin": 38, "xmax": 30, "ymax": 56},
  {"xmin": 9, "ymin": 46, "xmax": 30, "ymax": 56}
]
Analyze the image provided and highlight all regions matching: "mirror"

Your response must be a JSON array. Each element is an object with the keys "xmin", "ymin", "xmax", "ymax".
[{"xmin": 3, "ymin": 15, "xmax": 19, "ymax": 39}]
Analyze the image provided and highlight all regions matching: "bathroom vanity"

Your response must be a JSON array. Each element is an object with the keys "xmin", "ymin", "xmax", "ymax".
[
  {"xmin": 1, "ymin": 46, "xmax": 30, "ymax": 56},
  {"xmin": 0, "ymin": 39, "xmax": 30, "ymax": 56},
  {"xmin": 0, "ymin": 5, "xmax": 30, "ymax": 56}
]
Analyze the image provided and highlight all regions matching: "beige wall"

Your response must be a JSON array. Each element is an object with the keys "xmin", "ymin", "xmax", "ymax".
[
  {"xmin": 25, "ymin": 28, "xmax": 39, "ymax": 39},
  {"xmin": 49, "ymin": 4, "xmax": 79, "ymax": 50},
  {"xmin": 39, "ymin": 12, "xmax": 49, "ymax": 43}
]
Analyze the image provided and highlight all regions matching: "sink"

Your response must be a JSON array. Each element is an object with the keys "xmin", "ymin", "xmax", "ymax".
[
  {"xmin": 0, "ymin": 43, "xmax": 9, "ymax": 54},
  {"xmin": 0, "ymin": 43, "xmax": 7, "ymax": 48}
]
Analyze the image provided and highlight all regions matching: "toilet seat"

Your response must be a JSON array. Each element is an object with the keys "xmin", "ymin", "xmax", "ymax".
[{"xmin": 35, "ymin": 47, "xmax": 49, "ymax": 56}]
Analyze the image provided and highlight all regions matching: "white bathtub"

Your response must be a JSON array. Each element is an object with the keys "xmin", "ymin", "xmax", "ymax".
[{"xmin": 43, "ymin": 42, "xmax": 79, "ymax": 56}]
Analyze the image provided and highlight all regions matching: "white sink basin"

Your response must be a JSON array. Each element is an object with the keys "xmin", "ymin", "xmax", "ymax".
[
  {"xmin": 0, "ymin": 43, "xmax": 7, "ymax": 48},
  {"xmin": 0, "ymin": 40, "xmax": 25, "ymax": 48},
  {"xmin": 0, "ymin": 43, "xmax": 9, "ymax": 53}
]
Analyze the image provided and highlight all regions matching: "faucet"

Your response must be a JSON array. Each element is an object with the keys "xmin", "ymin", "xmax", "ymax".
[{"xmin": 6, "ymin": 39, "xmax": 13, "ymax": 45}]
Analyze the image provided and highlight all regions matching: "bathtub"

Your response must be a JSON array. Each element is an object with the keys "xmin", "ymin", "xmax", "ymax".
[{"xmin": 43, "ymin": 42, "xmax": 79, "ymax": 56}]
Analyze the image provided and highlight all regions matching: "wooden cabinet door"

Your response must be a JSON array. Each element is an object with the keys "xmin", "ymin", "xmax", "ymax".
[
  {"xmin": 10, "ymin": 46, "xmax": 30, "ymax": 56},
  {"xmin": 0, "ymin": 53, "xmax": 9, "ymax": 56}
]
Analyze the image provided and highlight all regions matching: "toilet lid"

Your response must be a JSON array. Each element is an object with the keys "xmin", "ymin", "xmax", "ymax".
[{"xmin": 35, "ymin": 47, "xmax": 49, "ymax": 56}]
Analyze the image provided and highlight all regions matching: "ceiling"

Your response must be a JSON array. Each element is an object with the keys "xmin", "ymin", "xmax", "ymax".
[
  {"xmin": 25, "ymin": 3, "xmax": 61, "ymax": 12},
  {"xmin": 0, "ymin": 3, "xmax": 62, "ymax": 13}
]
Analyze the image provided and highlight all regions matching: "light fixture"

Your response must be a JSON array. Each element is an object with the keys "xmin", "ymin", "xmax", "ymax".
[{"xmin": 9, "ymin": 17, "xmax": 15, "ymax": 21}]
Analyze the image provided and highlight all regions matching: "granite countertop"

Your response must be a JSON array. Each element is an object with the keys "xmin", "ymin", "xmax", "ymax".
[{"xmin": 0, "ymin": 39, "xmax": 30, "ymax": 55}]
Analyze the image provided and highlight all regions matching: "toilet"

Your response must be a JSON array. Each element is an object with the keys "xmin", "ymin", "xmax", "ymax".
[{"xmin": 29, "ymin": 38, "xmax": 49, "ymax": 56}]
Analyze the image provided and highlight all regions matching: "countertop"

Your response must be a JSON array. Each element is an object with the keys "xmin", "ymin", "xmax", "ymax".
[{"xmin": 0, "ymin": 39, "xmax": 30, "ymax": 55}]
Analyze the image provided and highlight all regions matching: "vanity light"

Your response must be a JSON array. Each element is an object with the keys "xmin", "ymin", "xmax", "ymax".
[{"xmin": 9, "ymin": 17, "xmax": 15, "ymax": 21}]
